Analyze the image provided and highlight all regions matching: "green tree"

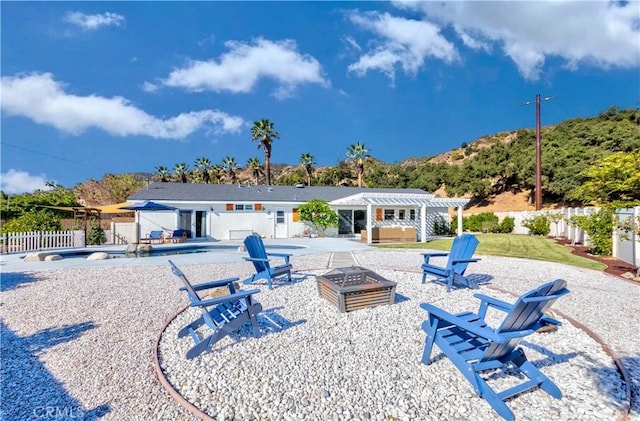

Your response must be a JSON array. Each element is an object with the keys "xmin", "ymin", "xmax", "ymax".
[
  {"xmin": 300, "ymin": 153, "xmax": 315, "ymax": 186},
  {"xmin": 211, "ymin": 164, "xmax": 224, "ymax": 184},
  {"xmin": 0, "ymin": 208, "xmax": 62, "ymax": 233},
  {"xmin": 246, "ymin": 157, "xmax": 264, "ymax": 185},
  {"xmin": 222, "ymin": 156, "xmax": 240, "ymax": 184},
  {"xmin": 173, "ymin": 163, "xmax": 189, "ymax": 183},
  {"xmin": 572, "ymin": 151, "xmax": 640, "ymax": 204},
  {"xmin": 250, "ymin": 119, "xmax": 279, "ymax": 185},
  {"xmin": 154, "ymin": 166, "xmax": 170, "ymax": 182},
  {"xmin": 194, "ymin": 157, "xmax": 212, "ymax": 184},
  {"xmin": 297, "ymin": 199, "xmax": 338, "ymax": 237},
  {"xmin": 346, "ymin": 142, "xmax": 369, "ymax": 187}
]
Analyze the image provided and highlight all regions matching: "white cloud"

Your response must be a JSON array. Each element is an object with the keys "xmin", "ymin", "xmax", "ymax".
[
  {"xmin": 1, "ymin": 170, "xmax": 50, "ymax": 194},
  {"xmin": 347, "ymin": 11, "xmax": 458, "ymax": 82},
  {"xmin": 160, "ymin": 38, "xmax": 329, "ymax": 99},
  {"xmin": 64, "ymin": 11, "xmax": 125, "ymax": 30},
  {"xmin": 142, "ymin": 81, "xmax": 160, "ymax": 93},
  {"xmin": 0, "ymin": 73, "xmax": 246, "ymax": 139},
  {"xmin": 395, "ymin": 1, "xmax": 640, "ymax": 80}
]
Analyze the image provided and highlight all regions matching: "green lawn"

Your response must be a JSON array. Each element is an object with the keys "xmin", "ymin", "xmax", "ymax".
[{"xmin": 374, "ymin": 233, "xmax": 607, "ymax": 271}]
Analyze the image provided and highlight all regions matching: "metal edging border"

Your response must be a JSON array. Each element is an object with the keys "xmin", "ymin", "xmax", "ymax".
[
  {"xmin": 152, "ymin": 277, "xmax": 633, "ymax": 421},
  {"xmin": 153, "ymin": 304, "xmax": 216, "ymax": 421},
  {"xmin": 487, "ymin": 285, "xmax": 632, "ymax": 421}
]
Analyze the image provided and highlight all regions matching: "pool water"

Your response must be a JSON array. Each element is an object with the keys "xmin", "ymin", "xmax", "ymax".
[{"xmin": 61, "ymin": 243, "xmax": 304, "ymax": 259}]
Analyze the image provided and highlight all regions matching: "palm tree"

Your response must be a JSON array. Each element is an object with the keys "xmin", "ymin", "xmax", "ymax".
[
  {"xmin": 173, "ymin": 163, "xmax": 189, "ymax": 183},
  {"xmin": 154, "ymin": 166, "xmax": 170, "ymax": 182},
  {"xmin": 300, "ymin": 153, "xmax": 316, "ymax": 186},
  {"xmin": 346, "ymin": 142, "xmax": 370, "ymax": 187},
  {"xmin": 222, "ymin": 156, "xmax": 240, "ymax": 184},
  {"xmin": 194, "ymin": 157, "xmax": 212, "ymax": 184},
  {"xmin": 246, "ymin": 157, "xmax": 264, "ymax": 185},
  {"xmin": 250, "ymin": 119, "xmax": 279, "ymax": 185},
  {"xmin": 211, "ymin": 164, "xmax": 224, "ymax": 184}
]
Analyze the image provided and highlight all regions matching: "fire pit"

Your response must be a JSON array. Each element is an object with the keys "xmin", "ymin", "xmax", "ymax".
[{"xmin": 316, "ymin": 266, "xmax": 397, "ymax": 313}]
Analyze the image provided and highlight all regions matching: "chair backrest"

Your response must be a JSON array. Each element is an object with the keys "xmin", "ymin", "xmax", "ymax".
[
  {"xmin": 172, "ymin": 229, "xmax": 187, "ymax": 238},
  {"xmin": 481, "ymin": 279, "xmax": 569, "ymax": 362},
  {"xmin": 149, "ymin": 230, "xmax": 163, "ymax": 239},
  {"xmin": 244, "ymin": 235, "xmax": 270, "ymax": 273},
  {"xmin": 447, "ymin": 234, "xmax": 479, "ymax": 274},
  {"xmin": 168, "ymin": 260, "xmax": 200, "ymax": 304}
]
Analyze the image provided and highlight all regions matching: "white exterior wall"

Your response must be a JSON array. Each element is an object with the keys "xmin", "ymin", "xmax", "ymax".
[{"xmin": 138, "ymin": 211, "xmax": 176, "ymax": 239}]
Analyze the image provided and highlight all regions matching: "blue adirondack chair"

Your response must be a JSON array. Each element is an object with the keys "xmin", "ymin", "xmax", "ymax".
[
  {"xmin": 168, "ymin": 260, "xmax": 262, "ymax": 360},
  {"xmin": 140, "ymin": 230, "xmax": 164, "ymax": 244},
  {"xmin": 421, "ymin": 279, "xmax": 569, "ymax": 421},
  {"xmin": 421, "ymin": 233, "xmax": 480, "ymax": 292},
  {"xmin": 242, "ymin": 235, "xmax": 292, "ymax": 289}
]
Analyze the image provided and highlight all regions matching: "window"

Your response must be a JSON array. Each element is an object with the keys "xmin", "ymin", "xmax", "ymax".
[
  {"xmin": 410, "ymin": 209, "xmax": 416, "ymax": 221},
  {"xmin": 384, "ymin": 209, "xmax": 394, "ymax": 221},
  {"xmin": 233, "ymin": 204, "xmax": 254, "ymax": 211},
  {"xmin": 398, "ymin": 209, "xmax": 405, "ymax": 220},
  {"xmin": 226, "ymin": 203, "xmax": 233, "ymax": 211},
  {"xmin": 292, "ymin": 208, "xmax": 299, "ymax": 222},
  {"xmin": 276, "ymin": 210, "xmax": 285, "ymax": 224},
  {"xmin": 376, "ymin": 208, "xmax": 383, "ymax": 221},
  {"xmin": 254, "ymin": 203, "xmax": 262, "ymax": 211}
]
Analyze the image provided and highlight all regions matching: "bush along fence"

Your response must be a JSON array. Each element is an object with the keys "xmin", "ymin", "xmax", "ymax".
[
  {"xmin": 490, "ymin": 206, "xmax": 639, "ymax": 271},
  {"xmin": 0, "ymin": 230, "xmax": 85, "ymax": 254}
]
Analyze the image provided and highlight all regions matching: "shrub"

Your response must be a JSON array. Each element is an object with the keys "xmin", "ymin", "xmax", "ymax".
[
  {"xmin": 522, "ymin": 214, "xmax": 551, "ymax": 236},
  {"xmin": 569, "ymin": 208, "xmax": 614, "ymax": 255},
  {"xmin": 86, "ymin": 220, "xmax": 106, "ymax": 245},
  {"xmin": 465, "ymin": 212, "xmax": 499, "ymax": 232},
  {"xmin": 433, "ymin": 216, "xmax": 453, "ymax": 235},
  {"xmin": 499, "ymin": 216, "xmax": 515, "ymax": 233}
]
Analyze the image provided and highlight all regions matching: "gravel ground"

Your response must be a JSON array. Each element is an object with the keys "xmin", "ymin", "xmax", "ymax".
[{"xmin": 1, "ymin": 249, "xmax": 638, "ymax": 420}]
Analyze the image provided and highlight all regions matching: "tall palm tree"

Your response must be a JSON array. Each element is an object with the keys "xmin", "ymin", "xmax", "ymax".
[
  {"xmin": 211, "ymin": 164, "xmax": 224, "ymax": 184},
  {"xmin": 250, "ymin": 119, "xmax": 279, "ymax": 185},
  {"xmin": 246, "ymin": 157, "xmax": 264, "ymax": 185},
  {"xmin": 300, "ymin": 153, "xmax": 316, "ymax": 186},
  {"xmin": 194, "ymin": 157, "xmax": 212, "ymax": 184},
  {"xmin": 173, "ymin": 163, "xmax": 189, "ymax": 183},
  {"xmin": 346, "ymin": 142, "xmax": 370, "ymax": 187},
  {"xmin": 221, "ymin": 156, "xmax": 240, "ymax": 184},
  {"xmin": 154, "ymin": 166, "xmax": 170, "ymax": 182}
]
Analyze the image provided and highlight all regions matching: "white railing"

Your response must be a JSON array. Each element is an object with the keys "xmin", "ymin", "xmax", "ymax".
[{"xmin": 0, "ymin": 230, "xmax": 84, "ymax": 254}]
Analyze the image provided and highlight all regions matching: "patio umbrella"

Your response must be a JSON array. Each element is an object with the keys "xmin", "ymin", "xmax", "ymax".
[{"xmin": 119, "ymin": 201, "xmax": 176, "ymax": 211}]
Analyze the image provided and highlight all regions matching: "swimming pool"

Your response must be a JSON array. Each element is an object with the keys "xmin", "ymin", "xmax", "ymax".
[{"xmin": 28, "ymin": 243, "xmax": 306, "ymax": 260}]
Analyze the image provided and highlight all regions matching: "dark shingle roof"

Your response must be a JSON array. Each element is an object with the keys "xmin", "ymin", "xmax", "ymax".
[{"xmin": 129, "ymin": 182, "xmax": 428, "ymax": 203}]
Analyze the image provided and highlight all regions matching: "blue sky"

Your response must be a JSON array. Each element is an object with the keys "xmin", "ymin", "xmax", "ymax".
[{"xmin": 2, "ymin": 1, "xmax": 638, "ymax": 194}]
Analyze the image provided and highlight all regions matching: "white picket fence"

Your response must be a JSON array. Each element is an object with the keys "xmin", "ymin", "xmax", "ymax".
[
  {"xmin": 0, "ymin": 230, "xmax": 85, "ymax": 254},
  {"xmin": 494, "ymin": 207, "xmax": 639, "ymax": 269}
]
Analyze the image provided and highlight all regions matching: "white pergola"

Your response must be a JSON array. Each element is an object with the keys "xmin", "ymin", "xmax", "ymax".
[{"xmin": 330, "ymin": 192, "xmax": 470, "ymax": 244}]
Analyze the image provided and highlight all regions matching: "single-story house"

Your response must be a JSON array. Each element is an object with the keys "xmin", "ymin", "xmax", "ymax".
[{"xmin": 124, "ymin": 182, "xmax": 469, "ymax": 244}]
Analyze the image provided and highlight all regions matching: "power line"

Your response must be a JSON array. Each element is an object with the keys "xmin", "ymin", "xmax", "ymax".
[{"xmin": 1, "ymin": 141, "xmax": 104, "ymax": 171}]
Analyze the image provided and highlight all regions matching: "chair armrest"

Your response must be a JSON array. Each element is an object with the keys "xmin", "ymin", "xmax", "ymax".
[
  {"xmin": 451, "ymin": 258, "xmax": 480, "ymax": 265},
  {"xmin": 474, "ymin": 293, "xmax": 513, "ymax": 319},
  {"xmin": 243, "ymin": 257, "xmax": 270, "ymax": 263},
  {"xmin": 267, "ymin": 252, "xmax": 291, "ymax": 263},
  {"xmin": 420, "ymin": 303, "xmax": 504, "ymax": 343},
  {"xmin": 193, "ymin": 289, "xmax": 261, "ymax": 308},
  {"xmin": 421, "ymin": 252, "xmax": 449, "ymax": 264},
  {"xmin": 190, "ymin": 277, "xmax": 239, "ymax": 291}
]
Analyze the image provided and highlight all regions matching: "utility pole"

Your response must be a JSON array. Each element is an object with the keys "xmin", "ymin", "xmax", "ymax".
[{"xmin": 523, "ymin": 94, "xmax": 556, "ymax": 210}]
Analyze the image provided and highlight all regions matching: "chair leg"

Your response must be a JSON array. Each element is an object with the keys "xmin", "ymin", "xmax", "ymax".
[
  {"xmin": 474, "ymin": 377, "xmax": 516, "ymax": 421},
  {"xmin": 517, "ymin": 357, "xmax": 562, "ymax": 399},
  {"xmin": 421, "ymin": 319, "xmax": 437, "ymax": 365},
  {"xmin": 421, "ymin": 272, "xmax": 427, "ymax": 284}
]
